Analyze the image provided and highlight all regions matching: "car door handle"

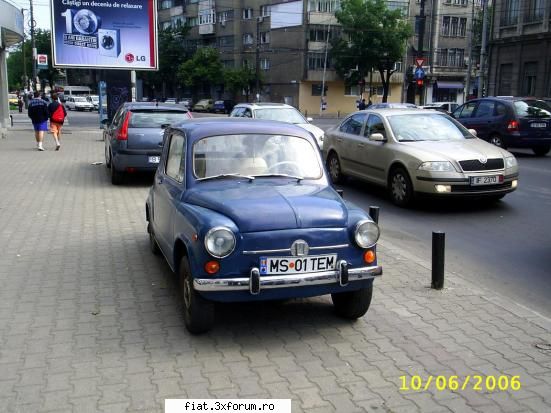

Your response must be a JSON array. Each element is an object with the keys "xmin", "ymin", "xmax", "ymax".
[
  {"xmin": 357, "ymin": 143, "xmax": 364, "ymax": 148},
  {"xmin": 336, "ymin": 138, "xmax": 343, "ymax": 142}
]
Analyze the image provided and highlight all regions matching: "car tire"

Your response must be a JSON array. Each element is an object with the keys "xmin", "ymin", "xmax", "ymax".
[
  {"xmin": 532, "ymin": 146, "xmax": 550, "ymax": 156},
  {"xmin": 147, "ymin": 223, "xmax": 161, "ymax": 255},
  {"xmin": 179, "ymin": 256, "xmax": 215, "ymax": 334},
  {"xmin": 332, "ymin": 285, "xmax": 373, "ymax": 319},
  {"xmin": 327, "ymin": 152, "xmax": 344, "ymax": 184},
  {"xmin": 389, "ymin": 167, "xmax": 414, "ymax": 207},
  {"xmin": 111, "ymin": 162, "xmax": 123, "ymax": 185},
  {"xmin": 489, "ymin": 134, "xmax": 505, "ymax": 148}
]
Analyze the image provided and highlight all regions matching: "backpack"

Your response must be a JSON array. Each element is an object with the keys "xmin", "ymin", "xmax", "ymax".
[{"xmin": 51, "ymin": 104, "xmax": 64, "ymax": 123}]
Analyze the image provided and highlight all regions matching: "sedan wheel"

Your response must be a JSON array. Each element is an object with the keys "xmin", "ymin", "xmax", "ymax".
[
  {"xmin": 327, "ymin": 152, "xmax": 344, "ymax": 184},
  {"xmin": 179, "ymin": 257, "xmax": 214, "ymax": 334},
  {"xmin": 489, "ymin": 134, "xmax": 504, "ymax": 148},
  {"xmin": 389, "ymin": 168, "xmax": 414, "ymax": 207}
]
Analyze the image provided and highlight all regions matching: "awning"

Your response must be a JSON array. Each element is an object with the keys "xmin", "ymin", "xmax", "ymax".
[{"xmin": 437, "ymin": 81, "xmax": 464, "ymax": 89}]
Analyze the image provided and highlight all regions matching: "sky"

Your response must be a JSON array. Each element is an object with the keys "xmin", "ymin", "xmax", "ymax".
[{"xmin": 13, "ymin": 0, "xmax": 52, "ymax": 32}]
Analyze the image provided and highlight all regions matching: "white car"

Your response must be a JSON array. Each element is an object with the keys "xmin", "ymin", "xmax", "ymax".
[
  {"xmin": 65, "ymin": 96, "xmax": 94, "ymax": 111},
  {"xmin": 229, "ymin": 103, "xmax": 325, "ymax": 148},
  {"xmin": 421, "ymin": 102, "xmax": 459, "ymax": 114},
  {"xmin": 87, "ymin": 95, "xmax": 100, "ymax": 110}
]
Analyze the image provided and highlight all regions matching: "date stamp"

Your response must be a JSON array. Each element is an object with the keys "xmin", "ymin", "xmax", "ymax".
[{"xmin": 399, "ymin": 375, "xmax": 521, "ymax": 392}]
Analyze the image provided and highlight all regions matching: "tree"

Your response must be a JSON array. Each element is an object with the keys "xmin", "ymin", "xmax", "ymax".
[
  {"xmin": 331, "ymin": 0, "xmax": 412, "ymax": 102},
  {"xmin": 177, "ymin": 47, "xmax": 223, "ymax": 98},
  {"xmin": 223, "ymin": 66, "xmax": 257, "ymax": 101}
]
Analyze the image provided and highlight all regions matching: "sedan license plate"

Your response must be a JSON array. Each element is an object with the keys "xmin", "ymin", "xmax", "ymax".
[
  {"xmin": 470, "ymin": 175, "xmax": 502, "ymax": 186},
  {"xmin": 260, "ymin": 254, "xmax": 337, "ymax": 275},
  {"xmin": 148, "ymin": 156, "xmax": 160, "ymax": 164},
  {"xmin": 530, "ymin": 123, "xmax": 547, "ymax": 128}
]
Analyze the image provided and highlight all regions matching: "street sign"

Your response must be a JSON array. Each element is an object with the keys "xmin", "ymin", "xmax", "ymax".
[
  {"xmin": 414, "ymin": 67, "xmax": 425, "ymax": 80},
  {"xmin": 415, "ymin": 58, "xmax": 425, "ymax": 67}
]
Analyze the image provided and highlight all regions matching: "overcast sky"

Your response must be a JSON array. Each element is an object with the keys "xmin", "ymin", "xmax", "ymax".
[{"xmin": 13, "ymin": 0, "xmax": 52, "ymax": 31}]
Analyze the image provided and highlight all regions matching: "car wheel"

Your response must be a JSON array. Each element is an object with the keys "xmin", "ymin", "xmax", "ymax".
[
  {"xmin": 489, "ymin": 134, "xmax": 505, "ymax": 148},
  {"xmin": 532, "ymin": 146, "xmax": 550, "ymax": 156},
  {"xmin": 332, "ymin": 285, "xmax": 372, "ymax": 319},
  {"xmin": 147, "ymin": 223, "xmax": 161, "ymax": 255},
  {"xmin": 111, "ymin": 161, "xmax": 123, "ymax": 185},
  {"xmin": 327, "ymin": 152, "xmax": 344, "ymax": 184},
  {"xmin": 179, "ymin": 256, "xmax": 214, "ymax": 334},
  {"xmin": 389, "ymin": 167, "xmax": 414, "ymax": 207}
]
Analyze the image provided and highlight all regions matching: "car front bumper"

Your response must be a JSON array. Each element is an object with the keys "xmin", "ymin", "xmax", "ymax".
[
  {"xmin": 415, "ymin": 172, "xmax": 518, "ymax": 196},
  {"xmin": 194, "ymin": 262, "xmax": 382, "ymax": 295}
]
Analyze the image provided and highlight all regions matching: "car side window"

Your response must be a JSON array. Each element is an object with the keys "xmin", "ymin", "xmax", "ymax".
[
  {"xmin": 495, "ymin": 103, "xmax": 507, "ymax": 116},
  {"xmin": 244, "ymin": 109, "xmax": 252, "ymax": 118},
  {"xmin": 230, "ymin": 108, "xmax": 243, "ymax": 117},
  {"xmin": 365, "ymin": 114, "xmax": 386, "ymax": 139},
  {"xmin": 165, "ymin": 133, "xmax": 185, "ymax": 183},
  {"xmin": 340, "ymin": 113, "xmax": 366, "ymax": 135},
  {"xmin": 112, "ymin": 108, "xmax": 125, "ymax": 127},
  {"xmin": 457, "ymin": 102, "xmax": 477, "ymax": 118},
  {"xmin": 474, "ymin": 101, "xmax": 495, "ymax": 118}
]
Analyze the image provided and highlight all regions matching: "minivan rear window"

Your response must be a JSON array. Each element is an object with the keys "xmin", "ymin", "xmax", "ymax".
[
  {"xmin": 129, "ymin": 110, "xmax": 189, "ymax": 128},
  {"xmin": 513, "ymin": 100, "xmax": 551, "ymax": 118}
]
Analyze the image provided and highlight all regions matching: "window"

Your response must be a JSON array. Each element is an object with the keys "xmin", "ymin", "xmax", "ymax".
[
  {"xmin": 457, "ymin": 102, "xmax": 477, "ymax": 119},
  {"xmin": 171, "ymin": 16, "xmax": 184, "ymax": 28},
  {"xmin": 376, "ymin": 86, "xmax": 390, "ymax": 97},
  {"xmin": 442, "ymin": 17, "xmax": 450, "ymax": 36},
  {"xmin": 501, "ymin": 0, "xmax": 519, "ymax": 26},
  {"xmin": 498, "ymin": 64, "xmax": 513, "ymax": 95},
  {"xmin": 365, "ymin": 115, "xmax": 386, "ymax": 139},
  {"xmin": 339, "ymin": 113, "xmax": 366, "ymax": 135},
  {"xmin": 308, "ymin": 52, "xmax": 330, "ymax": 70},
  {"xmin": 308, "ymin": 0, "xmax": 341, "ymax": 13},
  {"xmin": 344, "ymin": 84, "xmax": 360, "ymax": 96},
  {"xmin": 260, "ymin": 58, "xmax": 270, "ymax": 70},
  {"xmin": 199, "ymin": 10, "xmax": 215, "ymax": 25},
  {"xmin": 243, "ymin": 8, "xmax": 253, "ymax": 19},
  {"xmin": 218, "ymin": 36, "xmax": 234, "ymax": 47},
  {"xmin": 523, "ymin": 62, "xmax": 538, "ymax": 96},
  {"xmin": 260, "ymin": 31, "xmax": 270, "ymax": 44},
  {"xmin": 160, "ymin": 0, "xmax": 173, "ymax": 10},
  {"xmin": 496, "ymin": 103, "xmax": 508, "ymax": 116},
  {"xmin": 450, "ymin": 17, "xmax": 459, "ymax": 37},
  {"xmin": 222, "ymin": 59, "xmax": 234, "ymax": 68},
  {"xmin": 186, "ymin": 17, "xmax": 198, "ymax": 27},
  {"xmin": 161, "ymin": 21, "xmax": 171, "ymax": 30},
  {"xmin": 458, "ymin": 18, "xmax": 467, "ymax": 37},
  {"xmin": 312, "ymin": 84, "xmax": 325, "ymax": 96},
  {"xmin": 165, "ymin": 133, "xmax": 185, "ymax": 182},
  {"xmin": 526, "ymin": 0, "xmax": 545, "ymax": 23},
  {"xmin": 243, "ymin": 33, "xmax": 254, "ymax": 45},
  {"xmin": 474, "ymin": 101, "xmax": 495, "ymax": 118},
  {"xmin": 260, "ymin": 5, "xmax": 271, "ymax": 17},
  {"xmin": 217, "ymin": 10, "xmax": 234, "ymax": 23}
]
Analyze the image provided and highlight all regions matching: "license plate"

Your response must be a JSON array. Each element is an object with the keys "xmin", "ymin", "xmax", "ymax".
[
  {"xmin": 259, "ymin": 254, "xmax": 337, "ymax": 275},
  {"xmin": 531, "ymin": 123, "xmax": 547, "ymax": 128},
  {"xmin": 148, "ymin": 156, "xmax": 160, "ymax": 164},
  {"xmin": 470, "ymin": 175, "xmax": 502, "ymax": 186}
]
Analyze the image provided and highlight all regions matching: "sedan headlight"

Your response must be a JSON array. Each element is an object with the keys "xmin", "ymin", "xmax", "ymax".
[
  {"xmin": 505, "ymin": 156, "xmax": 517, "ymax": 169},
  {"xmin": 418, "ymin": 161, "xmax": 456, "ymax": 172},
  {"xmin": 204, "ymin": 227, "xmax": 236, "ymax": 258},
  {"xmin": 354, "ymin": 220, "xmax": 380, "ymax": 248}
]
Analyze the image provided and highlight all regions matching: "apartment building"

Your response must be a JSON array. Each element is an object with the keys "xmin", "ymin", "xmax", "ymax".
[
  {"xmin": 157, "ymin": 0, "xmax": 408, "ymax": 114},
  {"xmin": 488, "ymin": 0, "xmax": 551, "ymax": 97}
]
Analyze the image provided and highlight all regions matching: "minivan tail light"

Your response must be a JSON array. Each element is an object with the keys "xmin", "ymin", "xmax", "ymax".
[
  {"xmin": 507, "ymin": 120, "xmax": 519, "ymax": 132},
  {"xmin": 117, "ymin": 112, "xmax": 132, "ymax": 140}
]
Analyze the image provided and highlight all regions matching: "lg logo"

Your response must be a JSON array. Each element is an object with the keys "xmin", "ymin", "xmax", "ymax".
[{"xmin": 125, "ymin": 53, "xmax": 146, "ymax": 63}]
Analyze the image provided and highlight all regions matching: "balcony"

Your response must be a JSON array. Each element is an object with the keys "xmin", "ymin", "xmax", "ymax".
[
  {"xmin": 307, "ymin": 69, "xmax": 339, "ymax": 82},
  {"xmin": 308, "ymin": 41, "xmax": 326, "ymax": 52},
  {"xmin": 308, "ymin": 12, "xmax": 339, "ymax": 26}
]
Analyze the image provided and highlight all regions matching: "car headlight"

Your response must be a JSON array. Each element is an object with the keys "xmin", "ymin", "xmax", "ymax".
[
  {"xmin": 418, "ymin": 161, "xmax": 455, "ymax": 172},
  {"xmin": 204, "ymin": 227, "xmax": 236, "ymax": 258},
  {"xmin": 354, "ymin": 220, "xmax": 380, "ymax": 248},
  {"xmin": 505, "ymin": 156, "xmax": 517, "ymax": 169}
]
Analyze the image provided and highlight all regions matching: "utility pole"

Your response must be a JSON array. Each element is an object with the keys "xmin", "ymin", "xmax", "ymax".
[
  {"xmin": 418, "ymin": 0, "xmax": 426, "ymax": 105},
  {"xmin": 29, "ymin": 0, "xmax": 37, "ymax": 91},
  {"xmin": 478, "ymin": 0, "xmax": 488, "ymax": 98},
  {"xmin": 320, "ymin": 21, "xmax": 331, "ymax": 116},
  {"xmin": 21, "ymin": 9, "xmax": 28, "ymax": 91},
  {"xmin": 255, "ymin": 17, "xmax": 263, "ymax": 102},
  {"xmin": 465, "ymin": 0, "xmax": 475, "ymax": 101}
]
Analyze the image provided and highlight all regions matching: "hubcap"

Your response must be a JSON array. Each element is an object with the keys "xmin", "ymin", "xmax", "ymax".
[
  {"xmin": 183, "ymin": 277, "xmax": 192, "ymax": 310},
  {"xmin": 490, "ymin": 136, "xmax": 502, "ymax": 147},
  {"xmin": 392, "ymin": 174, "xmax": 407, "ymax": 201},
  {"xmin": 329, "ymin": 157, "xmax": 340, "ymax": 180}
]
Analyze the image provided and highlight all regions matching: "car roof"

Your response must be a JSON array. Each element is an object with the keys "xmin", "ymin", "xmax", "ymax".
[
  {"xmin": 353, "ymin": 108, "xmax": 447, "ymax": 117},
  {"xmin": 169, "ymin": 118, "xmax": 315, "ymax": 142},
  {"xmin": 234, "ymin": 102, "xmax": 293, "ymax": 109},
  {"xmin": 123, "ymin": 102, "xmax": 189, "ymax": 111}
]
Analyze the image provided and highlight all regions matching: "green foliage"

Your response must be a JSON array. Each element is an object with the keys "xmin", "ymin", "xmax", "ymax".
[
  {"xmin": 177, "ymin": 47, "xmax": 223, "ymax": 89},
  {"xmin": 331, "ymin": 0, "xmax": 412, "ymax": 102},
  {"xmin": 223, "ymin": 66, "xmax": 257, "ymax": 100}
]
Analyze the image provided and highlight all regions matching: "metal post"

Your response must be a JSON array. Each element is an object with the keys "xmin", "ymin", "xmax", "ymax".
[
  {"xmin": 465, "ymin": 0, "xmax": 475, "ymax": 102},
  {"xmin": 478, "ymin": 0, "xmax": 489, "ymax": 98},
  {"xmin": 369, "ymin": 206, "xmax": 380, "ymax": 224},
  {"xmin": 130, "ymin": 70, "xmax": 136, "ymax": 102},
  {"xmin": 431, "ymin": 231, "xmax": 445, "ymax": 289},
  {"xmin": 29, "ymin": 0, "xmax": 37, "ymax": 91},
  {"xmin": 255, "ymin": 17, "xmax": 263, "ymax": 102},
  {"xmin": 418, "ymin": 0, "xmax": 426, "ymax": 106},
  {"xmin": 320, "ymin": 21, "xmax": 331, "ymax": 116}
]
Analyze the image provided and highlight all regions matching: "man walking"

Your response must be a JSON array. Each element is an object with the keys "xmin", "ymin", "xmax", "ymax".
[
  {"xmin": 48, "ymin": 93, "xmax": 67, "ymax": 150},
  {"xmin": 27, "ymin": 91, "xmax": 49, "ymax": 151}
]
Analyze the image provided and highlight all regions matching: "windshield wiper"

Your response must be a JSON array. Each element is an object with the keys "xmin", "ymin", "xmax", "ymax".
[
  {"xmin": 196, "ymin": 173, "xmax": 255, "ymax": 182},
  {"xmin": 253, "ymin": 173, "xmax": 303, "ymax": 182}
]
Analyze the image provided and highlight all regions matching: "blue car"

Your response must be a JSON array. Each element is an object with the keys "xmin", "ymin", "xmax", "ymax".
[{"xmin": 146, "ymin": 118, "xmax": 382, "ymax": 333}]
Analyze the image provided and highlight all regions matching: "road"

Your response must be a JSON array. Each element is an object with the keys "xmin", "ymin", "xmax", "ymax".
[{"xmin": 43, "ymin": 110, "xmax": 551, "ymax": 318}]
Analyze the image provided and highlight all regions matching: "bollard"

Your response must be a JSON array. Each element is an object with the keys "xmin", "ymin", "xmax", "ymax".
[
  {"xmin": 305, "ymin": 110, "xmax": 308, "ymax": 118},
  {"xmin": 337, "ymin": 110, "xmax": 340, "ymax": 118},
  {"xmin": 431, "ymin": 231, "xmax": 445, "ymax": 289},
  {"xmin": 369, "ymin": 206, "xmax": 379, "ymax": 224},
  {"xmin": 336, "ymin": 189, "xmax": 344, "ymax": 198}
]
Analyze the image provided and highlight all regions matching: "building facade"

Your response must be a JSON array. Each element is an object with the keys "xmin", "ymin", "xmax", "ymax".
[
  {"xmin": 157, "ymin": 0, "xmax": 408, "ymax": 114},
  {"xmin": 488, "ymin": 0, "xmax": 551, "ymax": 98}
]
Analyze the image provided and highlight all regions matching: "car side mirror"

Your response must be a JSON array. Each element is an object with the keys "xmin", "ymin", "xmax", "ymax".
[
  {"xmin": 306, "ymin": 117, "xmax": 314, "ymax": 122},
  {"xmin": 369, "ymin": 133, "xmax": 386, "ymax": 142},
  {"xmin": 161, "ymin": 123, "xmax": 170, "ymax": 129},
  {"xmin": 468, "ymin": 128, "xmax": 477, "ymax": 137}
]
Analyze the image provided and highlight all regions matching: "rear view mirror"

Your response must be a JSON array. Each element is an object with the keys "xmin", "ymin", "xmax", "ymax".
[
  {"xmin": 306, "ymin": 117, "xmax": 314, "ymax": 122},
  {"xmin": 369, "ymin": 133, "xmax": 386, "ymax": 142}
]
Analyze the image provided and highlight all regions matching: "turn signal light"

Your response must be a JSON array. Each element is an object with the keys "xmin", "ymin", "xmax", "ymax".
[
  {"xmin": 363, "ymin": 250, "xmax": 376, "ymax": 264},
  {"xmin": 204, "ymin": 260, "xmax": 220, "ymax": 274}
]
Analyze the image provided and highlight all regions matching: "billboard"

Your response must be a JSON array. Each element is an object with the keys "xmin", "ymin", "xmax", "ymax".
[{"xmin": 50, "ymin": 0, "xmax": 158, "ymax": 70}]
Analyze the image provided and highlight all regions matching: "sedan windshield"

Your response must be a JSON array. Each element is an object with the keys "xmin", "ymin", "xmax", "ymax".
[
  {"xmin": 254, "ymin": 108, "xmax": 307, "ymax": 124},
  {"xmin": 387, "ymin": 113, "xmax": 472, "ymax": 142},
  {"xmin": 193, "ymin": 134, "xmax": 321, "ymax": 179},
  {"xmin": 513, "ymin": 100, "xmax": 551, "ymax": 118}
]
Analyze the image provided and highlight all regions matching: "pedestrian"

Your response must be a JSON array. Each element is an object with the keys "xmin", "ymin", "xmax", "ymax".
[
  {"xmin": 48, "ymin": 93, "xmax": 67, "ymax": 151},
  {"xmin": 367, "ymin": 98, "xmax": 373, "ymax": 108},
  {"xmin": 27, "ymin": 91, "xmax": 50, "ymax": 151},
  {"xmin": 358, "ymin": 99, "xmax": 367, "ymax": 110},
  {"xmin": 17, "ymin": 96, "xmax": 24, "ymax": 113}
]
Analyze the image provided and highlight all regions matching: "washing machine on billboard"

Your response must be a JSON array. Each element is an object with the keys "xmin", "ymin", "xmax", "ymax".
[{"xmin": 98, "ymin": 29, "xmax": 121, "ymax": 58}]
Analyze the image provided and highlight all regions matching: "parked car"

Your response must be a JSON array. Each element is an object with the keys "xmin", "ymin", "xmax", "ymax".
[
  {"xmin": 421, "ymin": 102, "xmax": 459, "ymax": 113},
  {"xmin": 146, "ymin": 118, "xmax": 382, "ymax": 333},
  {"xmin": 451, "ymin": 97, "xmax": 551, "ymax": 156},
  {"xmin": 86, "ymin": 95, "xmax": 100, "ymax": 110},
  {"xmin": 368, "ymin": 103, "xmax": 418, "ymax": 109},
  {"xmin": 179, "ymin": 97, "xmax": 193, "ymax": 108},
  {"xmin": 164, "ymin": 98, "xmax": 177, "ymax": 104},
  {"xmin": 103, "ymin": 103, "xmax": 192, "ymax": 185},
  {"xmin": 65, "ymin": 96, "xmax": 94, "ymax": 111},
  {"xmin": 324, "ymin": 109, "xmax": 519, "ymax": 207},
  {"xmin": 192, "ymin": 99, "xmax": 214, "ymax": 112},
  {"xmin": 229, "ymin": 103, "xmax": 325, "ymax": 148},
  {"xmin": 8, "ymin": 93, "xmax": 18, "ymax": 107},
  {"xmin": 213, "ymin": 99, "xmax": 236, "ymax": 114}
]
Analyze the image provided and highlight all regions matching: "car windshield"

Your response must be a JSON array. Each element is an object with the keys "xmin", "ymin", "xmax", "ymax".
[
  {"xmin": 129, "ymin": 110, "xmax": 189, "ymax": 128},
  {"xmin": 89, "ymin": 96, "xmax": 99, "ymax": 102},
  {"xmin": 193, "ymin": 134, "xmax": 321, "ymax": 179},
  {"xmin": 254, "ymin": 108, "xmax": 307, "ymax": 124},
  {"xmin": 388, "ymin": 113, "xmax": 472, "ymax": 142},
  {"xmin": 74, "ymin": 97, "xmax": 88, "ymax": 102},
  {"xmin": 513, "ymin": 100, "xmax": 551, "ymax": 118}
]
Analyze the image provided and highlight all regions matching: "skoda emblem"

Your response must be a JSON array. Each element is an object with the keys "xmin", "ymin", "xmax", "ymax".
[
  {"xmin": 291, "ymin": 240, "xmax": 309, "ymax": 257},
  {"xmin": 479, "ymin": 157, "xmax": 488, "ymax": 164}
]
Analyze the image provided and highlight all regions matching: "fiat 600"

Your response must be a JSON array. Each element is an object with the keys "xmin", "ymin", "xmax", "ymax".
[{"xmin": 146, "ymin": 118, "xmax": 382, "ymax": 333}]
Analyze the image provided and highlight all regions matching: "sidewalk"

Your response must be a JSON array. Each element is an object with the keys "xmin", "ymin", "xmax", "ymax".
[{"xmin": 0, "ymin": 124, "xmax": 550, "ymax": 413}]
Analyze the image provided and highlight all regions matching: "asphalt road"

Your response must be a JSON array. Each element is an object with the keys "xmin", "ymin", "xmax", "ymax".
[{"xmin": 40, "ymin": 110, "xmax": 551, "ymax": 318}]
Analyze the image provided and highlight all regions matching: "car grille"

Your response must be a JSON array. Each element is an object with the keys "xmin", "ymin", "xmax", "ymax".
[
  {"xmin": 459, "ymin": 159, "xmax": 504, "ymax": 171},
  {"xmin": 451, "ymin": 182, "xmax": 512, "ymax": 193}
]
